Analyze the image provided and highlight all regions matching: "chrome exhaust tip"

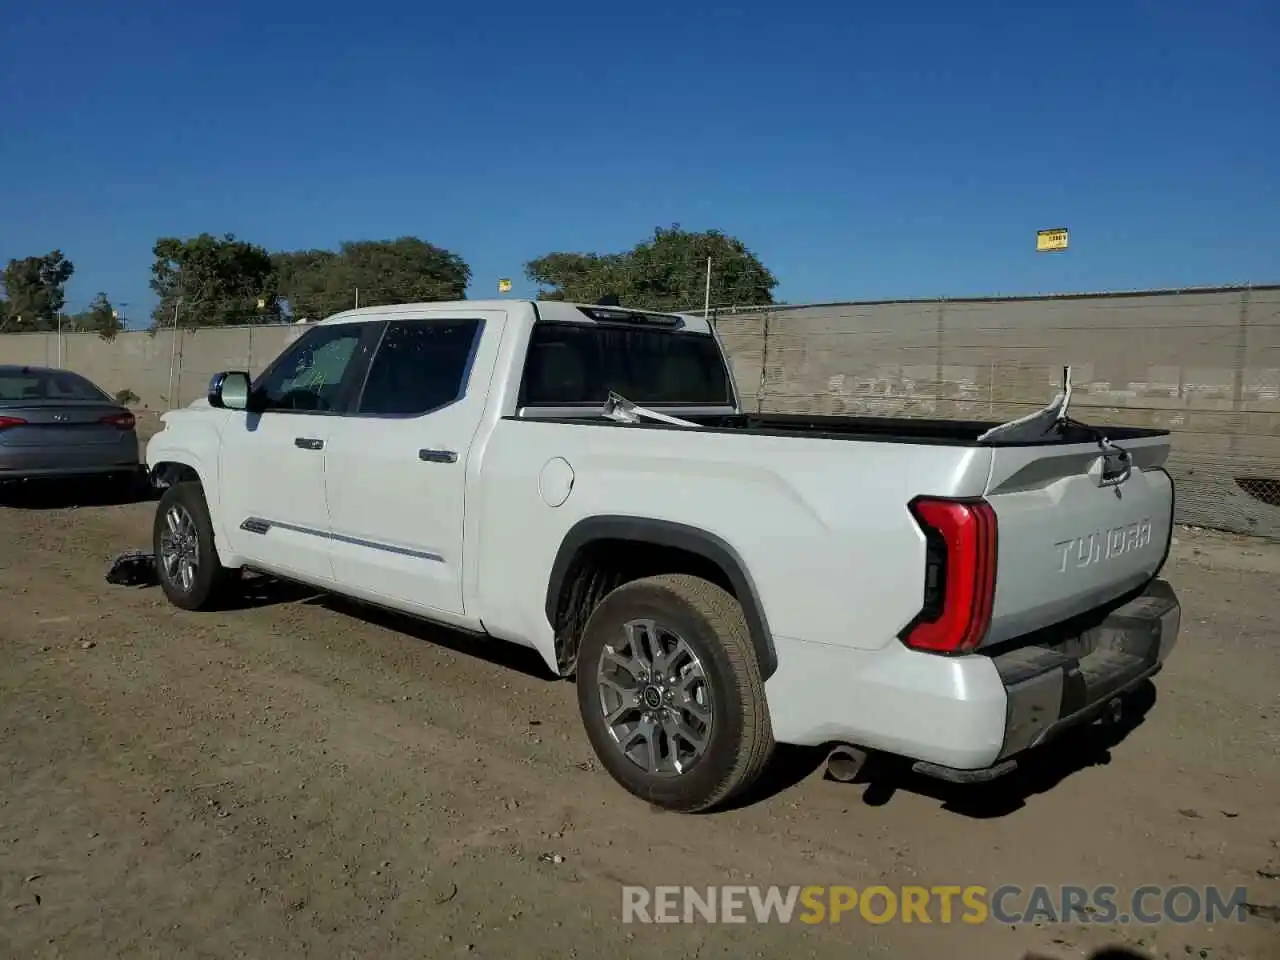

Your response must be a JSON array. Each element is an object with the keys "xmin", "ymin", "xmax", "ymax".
[{"xmin": 825, "ymin": 745, "xmax": 869, "ymax": 783}]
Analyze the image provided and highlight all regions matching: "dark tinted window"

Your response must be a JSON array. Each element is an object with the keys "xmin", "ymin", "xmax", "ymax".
[
  {"xmin": 252, "ymin": 323, "xmax": 367, "ymax": 412},
  {"xmin": 520, "ymin": 323, "xmax": 731, "ymax": 406},
  {"xmin": 0, "ymin": 368, "xmax": 109, "ymax": 402},
  {"xmin": 357, "ymin": 318, "xmax": 482, "ymax": 416}
]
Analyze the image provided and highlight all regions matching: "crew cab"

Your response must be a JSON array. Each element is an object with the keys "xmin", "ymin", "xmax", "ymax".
[{"xmin": 145, "ymin": 299, "xmax": 1181, "ymax": 812}]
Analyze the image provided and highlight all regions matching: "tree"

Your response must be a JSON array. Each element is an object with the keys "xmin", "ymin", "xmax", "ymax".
[
  {"xmin": 523, "ymin": 252, "xmax": 629, "ymax": 305},
  {"xmin": 271, "ymin": 248, "xmax": 339, "ymax": 319},
  {"xmin": 150, "ymin": 233, "xmax": 280, "ymax": 329},
  {"xmin": 273, "ymin": 237, "xmax": 471, "ymax": 320},
  {"xmin": 525, "ymin": 226, "xmax": 777, "ymax": 311},
  {"xmin": 83, "ymin": 293, "xmax": 125, "ymax": 341},
  {"xmin": 2, "ymin": 250, "xmax": 75, "ymax": 331}
]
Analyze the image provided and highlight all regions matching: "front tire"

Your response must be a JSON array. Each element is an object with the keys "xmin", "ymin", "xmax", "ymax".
[
  {"xmin": 153, "ymin": 482, "xmax": 238, "ymax": 611},
  {"xmin": 576, "ymin": 574, "xmax": 775, "ymax": 812}
]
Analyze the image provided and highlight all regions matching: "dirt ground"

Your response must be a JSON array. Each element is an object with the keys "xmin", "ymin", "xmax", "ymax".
[{"xmin": 1, "ymin": 488, "xmax": 1277, "ymax": 960}]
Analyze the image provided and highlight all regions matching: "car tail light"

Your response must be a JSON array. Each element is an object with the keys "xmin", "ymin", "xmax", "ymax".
[
  {"xmin": 899, "ymin": 496, "xmax": 998, "ymax": 654},
  {"xmin": 0, "ymin": 416, "xmax": 28, "ymax": 430},
  {"xmin": 100, "ymin": 412, "xmax": 136, "ymax": 429}
]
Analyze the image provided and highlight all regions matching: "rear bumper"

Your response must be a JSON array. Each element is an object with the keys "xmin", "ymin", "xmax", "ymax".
[
  {"xmin": 764, "ymin": 579, "xmax": 1180, "ymax": 775},
  {"xmin": 0, "ymin": 438, "xmax": 140, "ymax": 482},
  {"xmin": 993, "ymin": 578, "xmax": 1179, "ymax": 761}
]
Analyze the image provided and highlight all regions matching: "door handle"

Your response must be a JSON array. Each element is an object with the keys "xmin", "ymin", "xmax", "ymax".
[
  {"xmin": 295, "ymin": 437, "xmax": 324, "ymax": 451},
  {"xmin": 419, "ymin": 448, "xmax": 458, "ymax": 464}
]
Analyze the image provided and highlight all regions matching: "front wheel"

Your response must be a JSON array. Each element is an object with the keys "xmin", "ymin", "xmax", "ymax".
[
  {"xmin": 153, "ymin": 482, "xmax": 239, "ymax": 611},
  {"xmin": 576, "ymin": 574, "xmax": 775, "ymax": 812}
]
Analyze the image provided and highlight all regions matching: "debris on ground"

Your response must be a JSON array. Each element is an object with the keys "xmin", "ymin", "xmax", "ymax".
[
  {"xmin": 105, "ymin": 550, "xmax": 158, "ymax": 587},
  {"xmin": 428, "ymin": 879, "xmax": 458, "ymax": 905}
]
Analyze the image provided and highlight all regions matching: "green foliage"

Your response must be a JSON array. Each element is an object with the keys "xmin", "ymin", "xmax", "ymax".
[
  {"xmin": 1, "ymin": 250, "xmax": 76, "ymax": 331},
  {"xmin": 0, "ymin": 226, "xmax": 775, "ymax": 336},
  {"xmin": 84, "ymin": 292, "xmax": 126, "ymax": 340},
  {"xmin": 525, "ymin": 226, "xmax": 777, "ymax": 311},
  {"xmin": 273, "ymin": 237, "xmax": 471, "ymax": 320},
  {"xmin": 150, "ymin": 233, "xmax": 280, "ymax": 329},
  {"xmin": 114, "ymin": 387, "xmax": 141, "ymax": 405}
]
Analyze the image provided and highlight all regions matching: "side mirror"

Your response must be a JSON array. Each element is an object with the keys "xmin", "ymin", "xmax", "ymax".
[{"xmin": 208, "ymin": 371, "xmax": 251, "ymax": 411}]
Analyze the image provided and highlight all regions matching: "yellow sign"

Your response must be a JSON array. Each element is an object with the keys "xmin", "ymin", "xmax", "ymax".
[
  {"xmin": 1036, "ymin": 228, "xmax": 1069, "ymax": 252},
  {"xmin": 497, "ymin": 278, "xmax": 512, "ymax": 293}
]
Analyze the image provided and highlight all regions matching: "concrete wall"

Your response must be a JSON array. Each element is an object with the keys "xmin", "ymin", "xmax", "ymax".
[
  {"xmin": 0, "ymin": 324, "xmax": 306, "ymax": 410},
  {"xmin": 710, "ymin": 285, "xmax": 1280, "ymax": 537},
  {"xmin": 4, "ymin": 285, "xmax": 1278, "ymax": 536}
]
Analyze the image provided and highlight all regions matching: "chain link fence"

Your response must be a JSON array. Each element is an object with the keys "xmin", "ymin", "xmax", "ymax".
[{"xmin": 704, "ymin": 285, "xmax": 1280, "ymax": 538}]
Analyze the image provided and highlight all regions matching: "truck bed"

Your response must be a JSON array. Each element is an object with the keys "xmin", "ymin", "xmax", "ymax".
[
  {"xmin": 511, "ymin": 405, "xmax": 1176, "ymax": 651},
  {"xmin": 697, "ymin": 412, "xmax": 1168, "ymax": 446},
  {"xmin": 520, "ymin": 409, "xmax": 1170, "ymax": 447}
]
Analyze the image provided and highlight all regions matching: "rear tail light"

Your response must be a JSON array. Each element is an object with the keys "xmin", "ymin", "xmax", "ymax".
[
  {"xmin": 899, "ymin": 496, "xmax": 998, "ymax": 654},
  {"xmin": 0, "ymin": 416, "xmax": 28, "ymax": 430},
  {"xmin": 100, "ymin": 412, "xmax": 136, "ymax": 429}
]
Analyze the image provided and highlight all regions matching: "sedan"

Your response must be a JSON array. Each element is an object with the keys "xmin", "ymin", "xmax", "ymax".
[{"xmin": 0, "ymin": 364, "xmax": 144, "ymax": 490}]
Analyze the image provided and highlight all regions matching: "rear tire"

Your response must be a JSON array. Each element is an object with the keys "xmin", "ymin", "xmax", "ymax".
[
  {"xmin": 154, "ymin": 481, "xmax": 239, "ymax": 611},
  {"xmin": 576, "ymin": 573, "xmax": 775, "ymax": 813}
]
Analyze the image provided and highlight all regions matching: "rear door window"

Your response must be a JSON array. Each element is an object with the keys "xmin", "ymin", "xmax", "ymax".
[
  {"xmin": 356, "ymin": 318, "xmax": 483, "ymax": 416},
  {"xmin": 520, "ymin": 323, "xmax": 731, "ymax": 406}
]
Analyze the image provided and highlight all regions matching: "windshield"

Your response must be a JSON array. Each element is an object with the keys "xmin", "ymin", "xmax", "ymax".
[
  {"xmin": 0, "ymin": 368, "xmax": 111, "ymax": 403},
  {"xmin": 519, "ymin": 322, "xmax": 733, "ymax": 406}
]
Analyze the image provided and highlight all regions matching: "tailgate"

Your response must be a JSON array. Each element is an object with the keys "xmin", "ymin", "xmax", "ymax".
[{"xmin": 982, "ymin": 433, "xmax": 1174, "ymax": 646}]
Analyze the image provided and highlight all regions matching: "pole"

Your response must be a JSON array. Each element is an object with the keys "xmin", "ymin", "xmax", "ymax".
[
  {"xmin": 703, "ymin": 257, "xmax": 712, "ymax": 315},
  {"xmin": 57, "ymin": 312, "xmax": 63, "ymax": 367},
  {"xmin": 168, "ymin": 300, "xmax": 181, "ymax": 410},
  {"xmin": 355, "ymin": 287, "xmax": 360, "ymax": 309}
]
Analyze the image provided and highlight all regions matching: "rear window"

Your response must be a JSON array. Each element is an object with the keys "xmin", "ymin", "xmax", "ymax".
[
  {"xmin": 519, "ymin": 323, "xmax": 732, "ymax": 406},
  {"xmin": 0, "ymin": 369, "xmax": 109, "ymax": 402}
]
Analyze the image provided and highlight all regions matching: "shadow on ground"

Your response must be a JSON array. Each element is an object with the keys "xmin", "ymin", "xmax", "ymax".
[
  {"xmin": 310, "ymin": 593, "xmax": 558, "ymax": 682},
  {"xmin": 218, "ymin": 579, "xmax": 557, "ymax": 682},
  {"xmin": 106, "ymin": 560, "xmax": 1162, "ymax": 816},
  {"xmin": 1024, "ymin": 949, "xmax": 1155, "ymax": 960},
  {"xmin": 0, "ymin": 475, "xmax": 155, "ymax": 510},
  {"xmin": 105, "ymin": 563, "xmax": 558, "ymax": 683}
]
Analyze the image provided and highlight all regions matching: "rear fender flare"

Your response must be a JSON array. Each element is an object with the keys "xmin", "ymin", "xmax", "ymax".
[{"xmin": 545, "ymin": 516, "xmax": 778, "ymax": 680}]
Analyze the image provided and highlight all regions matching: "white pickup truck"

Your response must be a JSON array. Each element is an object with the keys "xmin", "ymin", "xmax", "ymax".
[{"xmin": 145, "ymin": 299, "xmax": 1181, "ymax": 812}]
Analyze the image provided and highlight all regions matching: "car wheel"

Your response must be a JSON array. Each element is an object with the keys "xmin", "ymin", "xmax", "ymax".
[
  {"xmin": 153, "ymin": 481, "xmax": 238, "ymax": 611},
  {"xmin": 576, "ymin": 573, "xmax": 775, "ymax": 812}
]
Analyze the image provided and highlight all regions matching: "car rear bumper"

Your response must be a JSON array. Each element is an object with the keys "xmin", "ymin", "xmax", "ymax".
[
  {"xmin": 764, "ymin": 579, "xmax": 1180, "ymax": 775},
  {"xmin": 0, "ymin": 440, "xmax": 142, "ymax": 482}
]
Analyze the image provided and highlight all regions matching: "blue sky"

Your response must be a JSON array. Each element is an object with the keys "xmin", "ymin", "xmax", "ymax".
[{"xmin": 1, "ymin": 0, "xmax": 1276, "ymax": 326}]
